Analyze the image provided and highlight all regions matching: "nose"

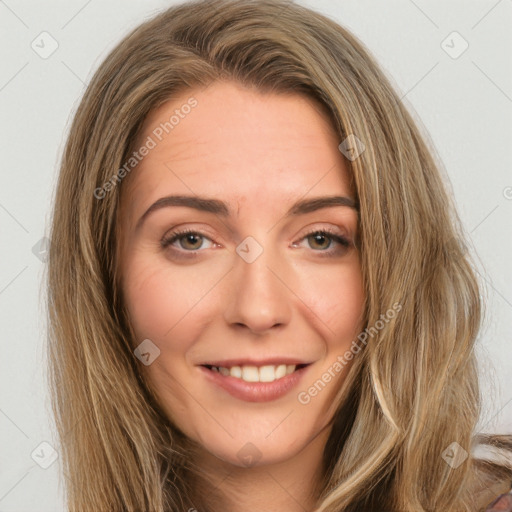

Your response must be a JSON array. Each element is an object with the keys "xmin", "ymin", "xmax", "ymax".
[{"xmin": 223, "ymin": 241, "xmax": 292, "ymax": 335}]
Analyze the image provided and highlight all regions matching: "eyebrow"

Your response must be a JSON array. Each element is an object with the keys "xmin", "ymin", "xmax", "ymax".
[{"xmin": 135, "ymin": 194, "xmax": 358, "ymax": 231}]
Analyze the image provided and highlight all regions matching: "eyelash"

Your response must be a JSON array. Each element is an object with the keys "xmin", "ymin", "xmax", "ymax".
[{"xmin": 160, "ymin": 227, "xmax": 351, "ymax": 259}]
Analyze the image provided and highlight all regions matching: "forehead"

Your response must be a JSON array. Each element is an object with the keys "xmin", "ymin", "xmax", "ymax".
[{"xmin": 121, "ymin": 81, "xmax": 353, "ymax": 215}]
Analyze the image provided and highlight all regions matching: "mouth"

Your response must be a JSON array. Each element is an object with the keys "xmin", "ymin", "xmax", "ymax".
[
  {"xmin": 201, "ymin": 363, "xmax": 310, "ymax": 383},
  {"xmin": 198, "ymin": 361, "xmax": 313, "ymax": 402}
]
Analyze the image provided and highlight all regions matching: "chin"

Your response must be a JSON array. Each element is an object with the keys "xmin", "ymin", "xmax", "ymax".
[{"xmin": 198, "ymin": 431, "xmax": 313, "ymax": 470}]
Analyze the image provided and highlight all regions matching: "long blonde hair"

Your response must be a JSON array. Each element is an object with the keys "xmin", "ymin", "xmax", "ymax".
[{"xmin": 46, "ymin": 0, "xmax": 512, "ymax": 510}]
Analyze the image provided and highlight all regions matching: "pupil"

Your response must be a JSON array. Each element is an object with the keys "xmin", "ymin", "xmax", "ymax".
[
  {"xmin": 184, "ymin": 234, "xmax": 201, "ymax": 249},
  {"xmin": 312, "ymin": 233, "xmax": 328, "ymax": 249}
]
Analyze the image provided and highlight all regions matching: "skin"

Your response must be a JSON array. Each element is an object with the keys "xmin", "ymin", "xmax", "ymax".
[{"xmin": 117, "ymin": 80, "xmax": 365, "ymax": 512}]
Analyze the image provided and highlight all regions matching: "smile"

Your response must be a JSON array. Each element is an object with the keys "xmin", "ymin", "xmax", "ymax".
[
  {"xmin": 199, "ymin": 362, "xmax": 312, "ymax": 402},
  {"xmin": 202, "ymin": 363, "xmax": 309, "ymax": 383}
]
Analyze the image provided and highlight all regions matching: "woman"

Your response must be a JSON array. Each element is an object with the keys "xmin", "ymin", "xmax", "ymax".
[{"xmin": 46, "ymin": 0, "xmax": 512, "ymax": 510}]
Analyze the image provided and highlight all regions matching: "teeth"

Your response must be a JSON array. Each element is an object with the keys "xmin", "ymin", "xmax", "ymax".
[
  {"xmin": 209, "ymin": 364, "xmax": 299, "ymax": 382},
  {"xmin": 275, "ymin": 364, "xmax": 287, "ymax": 379},
  {"xmin": 259, "ymin": 365, "xmax": 277, "ymax": 382},
  {"xmin": 230, "ymin": 366, "xmax": 242, "ymax": 378},
  {"xmin": 242, "ymin": 366, "xmax": 259, "ymax": 382}
]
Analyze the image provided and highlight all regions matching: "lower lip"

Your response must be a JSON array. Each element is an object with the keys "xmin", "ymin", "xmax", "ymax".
[{"xmin": 198, "ymin": 365, "xmax": 311, "ymax": 402}]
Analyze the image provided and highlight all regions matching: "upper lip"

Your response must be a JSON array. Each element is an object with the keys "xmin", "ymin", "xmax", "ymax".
[{"xmin": 199, "ymin": 358, "xmax": 313, "ymax": 367}]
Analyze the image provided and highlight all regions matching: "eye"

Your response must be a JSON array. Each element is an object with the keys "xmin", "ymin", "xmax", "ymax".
[
  {"xmin": 293, "ymin": 228, "xmax": 351, "ymax": 257},
  {"xmin": 161, "ymin": 228, "xmax": 214, "ymax": 254},
  {"xmin": 160, "ymin": 226, "xmax": 352, "ymax": 259}
]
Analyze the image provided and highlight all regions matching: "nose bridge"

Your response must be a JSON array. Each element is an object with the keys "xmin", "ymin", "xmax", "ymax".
[{"xmin": 224, "ymin": 234, "xmax": 292, "ymax": 333}]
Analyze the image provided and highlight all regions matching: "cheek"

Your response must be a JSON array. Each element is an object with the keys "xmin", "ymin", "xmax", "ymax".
[
  {"xmin": 124, "ymin": 250, "xmax": 365, "ymax": 342},
  {"xmin": 122, "ymin": 256, "xmax": 207, "ymax": 349},
  {"xmin": 121, "ymin": 244, "xmax": 237, "ymax": 366},
  {"xmin": 296, "ymin": 259, "xmax": 365, "ymax": 343},
  {"xmin": 335, "ymin": 271, "xmax": 365, "ymax": 336}
]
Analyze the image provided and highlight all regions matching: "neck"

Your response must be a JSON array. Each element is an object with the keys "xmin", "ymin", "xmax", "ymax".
[{"xmin": 192, "ymin": 425, "xmax": 331, "ymax": 512}]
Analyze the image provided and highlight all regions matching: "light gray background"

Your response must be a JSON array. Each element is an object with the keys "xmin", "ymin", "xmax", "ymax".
[{"xmin": 1, "ymin": 1, "xmax": 511, "ymax": 510}]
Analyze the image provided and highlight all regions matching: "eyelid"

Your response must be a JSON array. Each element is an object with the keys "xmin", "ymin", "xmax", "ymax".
[
  {"xmin": 292, "ymin": 226, "xmax": 351, "ymax": 256},
  {"xmin": 161, "ymin": 227, "xmax": 216, "ymax": 251},
  {"xmin": 298, "ymin": 224, "xmax": 350, "ymax": 241}
]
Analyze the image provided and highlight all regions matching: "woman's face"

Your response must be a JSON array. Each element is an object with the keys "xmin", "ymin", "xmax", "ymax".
[{"xmin": 117, "ymin": 80, "xmax": 364, "ymax": 467}]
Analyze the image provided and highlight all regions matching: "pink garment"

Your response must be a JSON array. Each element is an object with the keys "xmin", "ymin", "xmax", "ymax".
[{"xmin": 485, "ymin": 492, "xmax": 512, "ymax": 511}]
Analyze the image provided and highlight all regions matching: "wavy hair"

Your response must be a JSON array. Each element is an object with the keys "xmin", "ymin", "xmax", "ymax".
[{"xmin": 46, "ymin": 0, "xmax": 512, "ymax": 510}]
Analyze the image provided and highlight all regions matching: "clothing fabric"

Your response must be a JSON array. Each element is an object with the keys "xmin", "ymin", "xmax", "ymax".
[{"xmin": 485, "ymin": 491, "xmax": 512, "ymax": 511}]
